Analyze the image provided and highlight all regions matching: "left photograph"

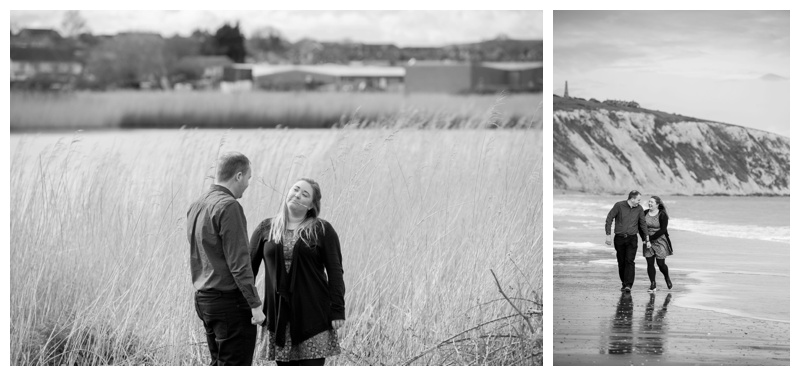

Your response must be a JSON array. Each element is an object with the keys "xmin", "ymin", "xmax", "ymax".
[{"xmin": 9, "ymin": 10, "xmax": 543, "ymax": 366}]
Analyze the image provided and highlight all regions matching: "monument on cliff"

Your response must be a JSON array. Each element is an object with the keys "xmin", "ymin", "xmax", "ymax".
[{"xmin": 564, "ymin": 81, "xmax": 569, "ymax": 98}]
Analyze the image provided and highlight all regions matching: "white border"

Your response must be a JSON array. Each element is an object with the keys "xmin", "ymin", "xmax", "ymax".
[{"xmin": 4, "ymin": 2, "xmax": 799, "ymax": 375}]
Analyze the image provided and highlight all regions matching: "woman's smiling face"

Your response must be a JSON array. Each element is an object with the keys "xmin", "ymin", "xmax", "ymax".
[{"xmin": 287, "ymin": 180, "xmax": 314, "ymax": 212}]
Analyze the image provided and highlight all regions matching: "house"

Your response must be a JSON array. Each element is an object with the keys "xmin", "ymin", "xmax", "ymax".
[
  {"xmin": 10, "ymin": 28, "xmax": 85, "ymax": 90},
  {"xmin": 11, "ymin": 28, "xmax": 64, "ymax": 48},
  {"xmin": 404, "ymin": 61, "xmax": 543, "ymax": 94},
  {"xmin": 244, "ymin": 64, "xmax": 405, "ymax": 92},
  {"xmin": 10, "ymin": 47, "xmax": 83, "ymax": 90}
]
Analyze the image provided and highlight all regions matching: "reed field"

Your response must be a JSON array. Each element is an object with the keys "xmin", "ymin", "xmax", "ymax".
[
  {"xmin": 9, "ymin": 107, "xmax": 542, "ymax": 366},
  {"xmin": 10, "ymin": 91, "xmax": 542, "ymax": 131}
]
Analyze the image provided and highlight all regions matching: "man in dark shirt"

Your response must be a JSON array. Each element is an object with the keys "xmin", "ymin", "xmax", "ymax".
[
  {"xmin": 187, "ymin": 151, "xmax": 265, "ymax": 366},
  {"xmin": 605, "ymin": 190, "xmax": 650, "ymax": 292}
]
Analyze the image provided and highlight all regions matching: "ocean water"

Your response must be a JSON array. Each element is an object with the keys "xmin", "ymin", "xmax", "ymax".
[{"xmin": 554, "ymin": 194, "xmax": 790, "ymax": 322}]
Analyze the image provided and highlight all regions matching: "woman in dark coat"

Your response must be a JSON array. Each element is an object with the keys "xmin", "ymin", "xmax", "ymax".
[
  {"xmin": 250, "ymin": 178, "xmax": 345, "ymax": 366},
  {"xmin": 643, "ymin": 196, "xmax": 673, "ymax": 292}
]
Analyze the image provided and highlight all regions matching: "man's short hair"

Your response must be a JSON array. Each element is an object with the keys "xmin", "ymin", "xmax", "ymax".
[
  {"xmin": 628, "ymin": 190, "xmax": 641, "ymax": 200},
  {"xmin": 216, "ymin": 152, "xmax": 250, "ymax": 182}
]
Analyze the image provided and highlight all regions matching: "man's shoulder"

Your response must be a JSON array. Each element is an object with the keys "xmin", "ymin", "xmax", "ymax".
[{"xmin": 198, "ymin": 190, "xmax": 240, "ymax": 214}]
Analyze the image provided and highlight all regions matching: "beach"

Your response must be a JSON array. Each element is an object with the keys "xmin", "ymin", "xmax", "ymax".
[{"xmin": 553, "ymin": 194, "xmax": 790, "ymax": 366}]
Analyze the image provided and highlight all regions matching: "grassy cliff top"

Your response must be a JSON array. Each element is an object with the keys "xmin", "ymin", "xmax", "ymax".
[
  {"xmin": 553, "ymin": 95, "xmax": 712, "ymax": 124},
  {"xmin": 553, "ymin": 95, "xmax": 787, "ymax": 138}
]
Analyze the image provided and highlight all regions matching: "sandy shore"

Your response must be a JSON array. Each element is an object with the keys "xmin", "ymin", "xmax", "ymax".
[{"xmin": 553, "ymin": 248, "xmax": 790, "ymax": 366}]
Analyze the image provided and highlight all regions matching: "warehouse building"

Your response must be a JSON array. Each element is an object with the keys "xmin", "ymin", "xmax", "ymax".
[
  {"xmin": 225, "ymin": 64, "xmax": 405, "ymax": 92},
  {"xmin": 404, "ymin": 61, "xmax": 543, "ymax": 94}
]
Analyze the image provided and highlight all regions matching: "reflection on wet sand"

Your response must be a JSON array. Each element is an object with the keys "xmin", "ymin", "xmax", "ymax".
[
  {"xmin": 602, "ymin": 292, "xmax": 671, "ymax": 356},
  {"xmin": 636, "ymin": 293, "xmax": 671, "ymax": 355},
  {"xmin": 605, "ymin": 292, "xmax": 634, "ymax": 354}
]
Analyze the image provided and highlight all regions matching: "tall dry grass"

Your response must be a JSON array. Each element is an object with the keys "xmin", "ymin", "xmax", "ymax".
[
  {"xmin": 10, "ymin": 91, "xmax": 543, "ymax": 131},
  {"xmin": 10, "ymin": 125, "xmax": 542, "ymax": 365}
]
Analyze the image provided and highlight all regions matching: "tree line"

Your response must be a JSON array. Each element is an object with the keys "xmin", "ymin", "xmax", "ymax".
[{"xmin": 12, "ymin": 11, "xmax": 543, "ymax": 90}]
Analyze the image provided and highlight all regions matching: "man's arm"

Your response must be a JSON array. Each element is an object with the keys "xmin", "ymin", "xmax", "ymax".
[
  {"xmin": 249, "ymin": 219, "xmax": 266, "ymax": 278},
  {"xmin": 638, "ymin": 208, "xmax": 649, "ymax": 242},
  {"xmin": 219, "ymin": 201, "xmax": 262, "ymax": 309},
  {"xmin": 605, "ymin": 202, "xmax": 619, "ymax": 236}
]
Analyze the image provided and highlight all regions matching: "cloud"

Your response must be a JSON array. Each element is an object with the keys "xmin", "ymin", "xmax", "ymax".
[
  {"xmin": 555, "ymin": 10, "xmax": 789, "ymax": 79},
  {"xmin": 553, "ymin": 11, "xmax": 789, "ymax": 136},
  {"xmin": 760, "ymin": 73, "xmax": 789, "ymax": 82}
]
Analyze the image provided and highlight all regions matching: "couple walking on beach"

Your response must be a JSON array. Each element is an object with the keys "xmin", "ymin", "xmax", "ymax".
[
  {"xmin": 187, "ymin": 151, "xmax": 345, "ymax": 366},
  {"xmin": 605, "ymin": 190, "xmax": 673, "ymax": 293}
]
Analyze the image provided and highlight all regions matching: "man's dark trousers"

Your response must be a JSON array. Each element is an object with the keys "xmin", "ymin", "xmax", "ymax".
[
  {"xmin": 614, "ymin": 234, "xmax": 638, "ymax": 288},
  {"xmin": 194, "ymin": 290, "xmax": 257, "ymax": 366}
]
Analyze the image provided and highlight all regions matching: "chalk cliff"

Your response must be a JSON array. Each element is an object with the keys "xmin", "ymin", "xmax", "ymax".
[{"xmin": 553, "ymin": 96, "xmax": 789, "ymax": 195}]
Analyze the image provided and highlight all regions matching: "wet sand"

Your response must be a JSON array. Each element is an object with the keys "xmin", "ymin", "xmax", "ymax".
[{"xmin": 553, "ymin": 248, "xmax": 790, "ymax": 366}]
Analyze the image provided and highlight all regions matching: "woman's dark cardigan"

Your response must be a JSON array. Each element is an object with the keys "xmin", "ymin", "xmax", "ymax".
[
  {"xmin": 250, "ymin": 218, "xmax": 345, "ymax": 346},
  {"xmin": 643, "ymin": 209, "xmax": 673, "ymax": 254}
]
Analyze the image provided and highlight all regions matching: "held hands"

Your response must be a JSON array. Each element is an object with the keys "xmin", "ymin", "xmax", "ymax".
[
  {"xmin": 605, "ymin": 234, "xmax": 612, "ymax": 246},
  {"xmin": 332, "ymin": 319, "xmax": 345, "ymax": 330},
  {"xmin": 251, "ymin": 306, "xmax": 266, "ymax": 325}
]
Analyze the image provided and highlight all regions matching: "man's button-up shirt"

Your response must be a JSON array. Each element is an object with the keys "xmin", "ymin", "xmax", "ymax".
[{"xmin": 187, "ymin": 184, "xmax": 261, "ymax": 308}]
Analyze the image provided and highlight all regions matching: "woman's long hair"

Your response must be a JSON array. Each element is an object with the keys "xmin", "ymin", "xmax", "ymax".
[
  {"xmin": 268, "ymin": 178, "xmax": 324, "ymax": 246},
  {"xmin": 651, "ymin": 195, "xmax": 667, "ymax": 216}
]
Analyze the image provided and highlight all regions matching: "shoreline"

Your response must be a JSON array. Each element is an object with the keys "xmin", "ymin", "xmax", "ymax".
[
  {"xmin": 586, "ymin": 259, "xmax": 790, "ymax": 323},
  {"xmin": 554, "ymin": 246, "xmax": 790, "ymax": 366}
]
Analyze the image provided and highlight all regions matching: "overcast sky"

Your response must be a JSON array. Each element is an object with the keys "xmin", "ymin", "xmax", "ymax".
[
  {"xmin": 11, "ymin": 10, "xmax": 542, "ymax": 47},
  {"xmin": 554, "ymin": 10, "xmax": 789, "ymax": 137}
]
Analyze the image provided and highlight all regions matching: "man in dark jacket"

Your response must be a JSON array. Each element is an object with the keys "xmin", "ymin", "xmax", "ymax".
[
  {"xmin": 187, "ymin": 151, "xmax": 265, "ymax": 366},
  {"xmin": 605, "ymin": 190, "xmax": 650, "ymax": 292}
]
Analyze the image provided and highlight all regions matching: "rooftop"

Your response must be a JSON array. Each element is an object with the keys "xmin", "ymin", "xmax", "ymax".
[
  {"xmin": 239, "ymin": 64, "xmax": 405, "ymax": 78},
  {"xmin": 481, "ymin": 62, "xmax": 544, "ymax": 70}
]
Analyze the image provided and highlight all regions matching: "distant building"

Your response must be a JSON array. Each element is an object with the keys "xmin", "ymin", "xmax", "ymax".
[
  {"xmin": 172, "ymin": 55, "xmax": 235, "ymax": 89},
  {"xmin": 223, "ymin": 64, "xmax": 254, "ymax": 82},
  {"xmin": 244, "ymin": 64, "xmax": 405, "ymax": 92},
  {"xmin": 9, "ymin": 28, "xmax": 87, "ymax": 90},
  {"xmin": 403, "ymin": 61, "xmax": 472, "ymax": 93},
  {"xmin": 10, "ymin": 47, "xmax": 83, "ymax": 90},
  {"xmin": 11, "ymin": 28, "xmax": 64, "ymax": 48},
  {"xmin": 404, "ymin": 61, "xmax": 543, "ymax": 94}
]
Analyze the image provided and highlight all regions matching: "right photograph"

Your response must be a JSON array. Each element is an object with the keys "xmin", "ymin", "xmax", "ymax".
[{"xmin": 552, "ymin": 10, "xmax": 789, "ymax": 366}]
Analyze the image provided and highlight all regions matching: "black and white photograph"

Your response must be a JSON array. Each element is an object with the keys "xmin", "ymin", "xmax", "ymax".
[
  {"xmin": 552, "ymin": 10, "xmax": 790, "ymax": 365},
  {"xmin": 8, "ymin": 10, "xmax": 543, "ymax": 366}
]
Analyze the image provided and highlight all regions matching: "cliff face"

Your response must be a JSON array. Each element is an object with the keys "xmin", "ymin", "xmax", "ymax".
[{"xmin": 553, "ymin": 98, "xmax": 789, "ymax": 195}]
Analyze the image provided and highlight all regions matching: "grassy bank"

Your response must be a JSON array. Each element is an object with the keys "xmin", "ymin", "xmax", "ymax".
[
  {"xmin": 10, "ymin": 127, "xmax": 542, "ymax": 365},
  {"xmin": 10, "ymin": 91, "xmax": 542, "ymax": 131}
]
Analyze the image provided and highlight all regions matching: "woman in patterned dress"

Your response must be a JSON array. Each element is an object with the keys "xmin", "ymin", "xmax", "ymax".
[
  {"xmin": 250, "ymin": 178, "xmax": 345, "ymax": 366},
  {"xmin": 643, "ymin": 196, "xmax": 673, "ymax": 292}
]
